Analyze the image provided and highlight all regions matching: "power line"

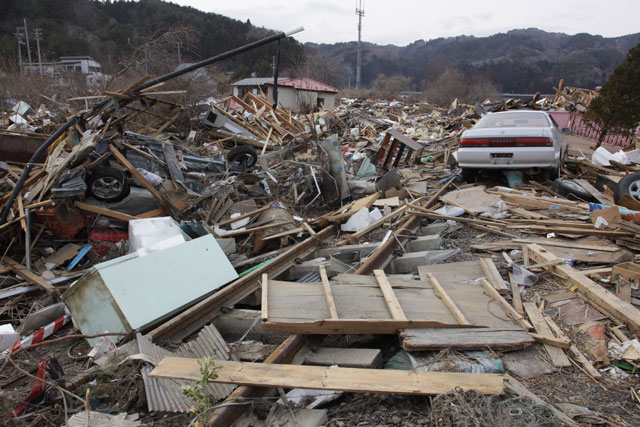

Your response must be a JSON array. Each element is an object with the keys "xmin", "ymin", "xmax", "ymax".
[{"xmin": 355, "ymin": 0, "xmax": 364, "ymax": 90}]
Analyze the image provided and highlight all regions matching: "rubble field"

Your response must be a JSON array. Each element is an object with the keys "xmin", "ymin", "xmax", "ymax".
[{"xmin": 3, "ymin": 76, "xmax": 640, "ymax": 427}]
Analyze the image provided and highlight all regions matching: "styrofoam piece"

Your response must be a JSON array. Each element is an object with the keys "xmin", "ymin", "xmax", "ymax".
[
  {"xmin": 128, "ymin": 217, "xmax": 189, "ymax": 254},
  {"xmin": 0, "ymin": 324, "xmax": 18, "ymax": 352}
]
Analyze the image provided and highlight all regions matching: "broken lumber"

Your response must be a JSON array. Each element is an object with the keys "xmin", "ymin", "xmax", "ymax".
[
  {"xmin": 150, "ymin": 358, "xmax": 506, "ymax": 395},
  {"xmin": 523, "ymin": 302, "xmax": 571, "ymax": 368},
  {"xmin": 524, "ymin": 243, "xmax": 640, "ymax": 335}
]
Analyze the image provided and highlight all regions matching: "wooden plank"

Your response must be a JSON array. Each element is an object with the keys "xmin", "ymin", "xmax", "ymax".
[
  {"xmin": 510, "ymin": 279, "xmax": 524, "ymax": 316},
  {"xmin": 481, "ymin": 279, "xmax": 532, "ymax": 330},
  {"xmin": 319, "ymin": 266, "xmax": 339, "ymax": 319},
  {"xmin": 525, "ymin": 243, "xmax": 640, "ymax": 335},
  {"xmin": 401, "ymin": 328, "xmax": 534, "ymax": 351},
  {"xmin": 479, "ymin": 258, "xmax": 509, "ymax": 295},
  {"xmin": 522, "ymin": 226, "xmax": 632, "ymax": 238},
  {"xmin": 505, "ymin": 375, "xmax": 579, "ymax": 426},
  {"xmin": 261, "ymin": 274, "xmax": 268, "ymax": 322},
  {"xmin": 529, "ymin": 333, "xmax": 571, "ymax": 349},
  {"xmin": 512, "ymin": 239, "xmax": 620, "ymax": 252},
  {"xmin": 373, "ymin": 270, "xmax": 407, "ymax": 320},
  {"xmin": 2, "ymin": 257, "xmax": 56, "ymax": 294},
  {"xmin": 426, "ymin": 273, "xmax": 471, "ymax": 325},
  {"xmin": 301, "ymin": 222, "xmax": 317, "ymax": 237},
  {"xmin": 74, "ymin": 201, "xmax": 136, "ymax": 221},
  {"xmin": 261, "ymin": 319, "xmax": 476, "ymax": 334},
  {"xmin": 151, "ymin": 358, "xmax": 506, "ymax": 395},
  {"xmin": 575, "ymin": 179, "xmax": 612, "ymax": 204},
  {"xmin": 543, "ymin": 315, "xmax": 602, "ymax": 379},
  {"xmin": 109, "ymin": 145, "xmax": 165, "ymax": 205},
  {"xmin": 523, "ymin": 302, "xmax": 571, "ymax": 368}
]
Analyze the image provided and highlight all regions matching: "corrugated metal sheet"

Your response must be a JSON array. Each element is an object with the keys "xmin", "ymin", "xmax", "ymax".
[{"xmin": 138, "ymin": 323, "xmax": 237, "ymax": 413}]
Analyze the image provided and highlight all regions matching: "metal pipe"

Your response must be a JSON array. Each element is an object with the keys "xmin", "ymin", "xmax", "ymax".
[{"xmin": 134, "ymin": 26, "xmax": 304, "ymax": 93}]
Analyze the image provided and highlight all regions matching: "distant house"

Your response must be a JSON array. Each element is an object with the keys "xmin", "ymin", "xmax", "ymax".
[
  {"xmin": 24, "ymin": 56, "xmax": 103, "ymax": 76},
  {"xmin": 265, "ymin": 77, "xmax": 338, "ymax": 112},
  {"xmin": 59, "ymin": 56, "xmax": 102, "ymax": 74},
  {"xmin": 230, "ymin": 77, "xmax": 288, "ymax": 98}
]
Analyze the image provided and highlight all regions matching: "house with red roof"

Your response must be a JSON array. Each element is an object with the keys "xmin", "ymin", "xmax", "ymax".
[{"xmin": 264, "ymin": 77, "xmax": 338, "ymax": 112}]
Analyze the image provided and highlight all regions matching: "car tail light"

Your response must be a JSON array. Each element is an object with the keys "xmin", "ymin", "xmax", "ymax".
[
  {"xmin": 460, "ymin": 138, "xmax": 489, "ymax": 147},
  {"xmin": 460, "ymin": 137, "xmax": 552, "ymax": 147},
  {"xmin": 516, "ymin": 137, "xmax": 552, "ymax": 146}
]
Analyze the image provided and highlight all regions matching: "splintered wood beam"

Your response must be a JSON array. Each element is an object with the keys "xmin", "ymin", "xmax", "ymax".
[
  {"xmin": 373, "ymin": 270, "xmax": 407, "ymax": 320},
  {"xmin": 109, "ymin": 145, "xmax": 165, "ymax": 205},
  {"xmin": 2, "ymin": 257, "xmax": 56, "ymax": 294},
  {"xmin": 319, "ymin": 266, "xmax": 339, "ymax": 319},
  {"xmin": 261, "ymin": 274, "xmax": 268, "ymax": 322},
  {"xmin": 151, "ymin": 358, "xmax": 506, "ymax": 395},
  {"xmin": 543, "ymin": 315, "xmax": 602, "ymax": 379},
  {"xmin": 524, "ymin": 243, "xmax": 640, "ymax": 335},
  {"xmin": 426, "ymin": 273, "xmax": 471, "ymax": 325},
  {"xmin": 481, "ymin": 279, "xmax": 532, "ymax": 331},
  {"xmin": 74, "ymin": 201, "xmax": 136, "ymax": 221},
  {"xmin": 523, "ymin": 302, "xmax": 571, "ymax": 368},
  {"xmin": 479, "ymin": 258, "xmax": 509, "ymax": 295}
]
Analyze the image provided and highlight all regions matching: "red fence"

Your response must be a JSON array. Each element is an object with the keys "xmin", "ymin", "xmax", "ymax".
[{"xmin": 549, "ymin": 111, "xmax": 639, "ymax": 147}]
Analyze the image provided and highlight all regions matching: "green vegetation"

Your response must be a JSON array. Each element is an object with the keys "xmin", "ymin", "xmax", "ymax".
[
  {"xmin": 586, "ymin": 43, "xmax": 640, "ymax": 147},
  {"xmin": 181, "ymin": 356, "xmax": 220, "ymax": 422}
]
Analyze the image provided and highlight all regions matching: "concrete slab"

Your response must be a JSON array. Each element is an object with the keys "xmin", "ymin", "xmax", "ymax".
[
  {"xmin": 303, "ymin": 347, "xmax": 382, "ymax": 368},
  {"xmin": 389, "ymin": 249, "xmax": 460, "ymax": 274},
  {"xmin": 406, "ymin": 235, "xmax": 441, "ymax": 252}
]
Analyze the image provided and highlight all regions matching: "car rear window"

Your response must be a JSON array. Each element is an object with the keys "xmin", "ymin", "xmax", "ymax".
[{"xmin": 474, "ymin": 112, "xmax": 550, "ymax": 128}]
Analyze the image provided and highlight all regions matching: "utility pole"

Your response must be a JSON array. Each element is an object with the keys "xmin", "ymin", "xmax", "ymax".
[
  {"xmin": 176, "ymin": 42, "xmax": 182, "ymax": 65},
  {"xmin": 33, "ymin": 28, "xmax": 43, "ymax": 75},
  {"xmin": 355, "ymin": 0, "xmax": 364, "ymax": 90},
  {"xmin": 23, "ymin": 18, "xmax": 32, "ymax": 67},
  {"xmin": 14, "ymin": 28, "xmax": 24, "ymax": 70}
]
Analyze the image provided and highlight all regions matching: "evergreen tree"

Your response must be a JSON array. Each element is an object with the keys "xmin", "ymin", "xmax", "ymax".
[{"xmin": 586, "ymin": 43, "xmax": 640, "ymax": 147}]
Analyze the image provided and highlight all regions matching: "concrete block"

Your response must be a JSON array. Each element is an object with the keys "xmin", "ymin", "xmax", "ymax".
[
  {"xmin": 303, "ymin": 347, "xmax": 382, "ymax": 368},
  {"xmin": 406, "ymin": 234, "xmax": 441, "ymax": 252},
  {"xmin": 420, "ymin": 223, "xmax": 449, "ymax": 235},
  {"xmin": 389, "ymin": 249, "xmax": 460, "ymax": 274},
  {"xmin": 266, "ymin": 407, "xmax": 328, "ymax": 427}
]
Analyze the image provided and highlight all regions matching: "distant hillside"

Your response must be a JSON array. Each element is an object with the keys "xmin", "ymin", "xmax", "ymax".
[
  {"xmin": 310, "ymin": 29, "xmax": 640, "ymax": 93},
  {"xmin": 0, "ymin": 0, "xmax": 304, "ymax": 79},
  {"xmin": 1, "ymin": 1, "xmax": 638, "ymax": 95}
]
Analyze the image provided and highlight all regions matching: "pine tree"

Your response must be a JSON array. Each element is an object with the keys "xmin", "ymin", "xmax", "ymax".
[{"xmin": 586, "ymin": 43, "xmax": 640, "ymax": 148}]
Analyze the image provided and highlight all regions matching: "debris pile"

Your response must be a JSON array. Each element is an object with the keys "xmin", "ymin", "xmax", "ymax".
[{"xmin": 3, "ymin": 54, "xmax": 640, "ymax": 426}]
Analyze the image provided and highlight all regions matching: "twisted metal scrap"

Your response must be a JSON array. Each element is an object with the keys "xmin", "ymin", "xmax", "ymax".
[{"xmin": 430, "ymin": 388, "xmax": 558, "ymax": 427}]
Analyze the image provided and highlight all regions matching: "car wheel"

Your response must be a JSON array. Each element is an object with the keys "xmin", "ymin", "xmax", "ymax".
[
  {"xmin": 461, "ymin": 168, "xmax": 476, "ymax": 183},
  {"xmin": 86, "ymin": 167, "xmax": 130, "ymax": 203},
  {"xmin": 551, "ymin": 178, "xmax": 595, "ymax": 202},
  {"xmin": 614, "ymin": 172, "xmax": 640, "ymax": 204},
  {"xmin": 228, "ymin": 145, "xmax": 257, "ymax": 170}
]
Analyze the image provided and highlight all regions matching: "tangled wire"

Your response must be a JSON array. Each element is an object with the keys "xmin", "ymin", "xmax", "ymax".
[{"xmin": 430, "ymin": 388, "xmax": 558, "ymax": 427}]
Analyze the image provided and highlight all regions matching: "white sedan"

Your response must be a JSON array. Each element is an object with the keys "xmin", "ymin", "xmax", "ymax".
[{"xmin": 457, "ymin": 110, "xmax": 568, "ymax": 182}]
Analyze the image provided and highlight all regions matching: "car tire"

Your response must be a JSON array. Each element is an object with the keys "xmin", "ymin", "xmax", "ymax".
[
  {"xmin": 551, "ymin": 178, "xmax": 595, "ymax": 202},
  {"xmin": 614, "ymin": 172, "xmax": 640, "ymax": 204},
  {"xmin": 461, "ymin": 168, "xmax": 476, "ymax": 183},
  {"xmin": 86, "ymin": 167, "xmax": 130, "ymax": 203},
  {"xmin": 228, "ymin": 145, "xmax": 257, "ymax": 169}
]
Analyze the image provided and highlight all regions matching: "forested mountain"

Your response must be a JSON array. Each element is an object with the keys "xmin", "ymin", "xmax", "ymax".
[
  {"xmin": 0, "ymin": 0, "xmax": 304, "ymax": 80},
  {"xmin": 311, "ymin": 29, "xmax": 640, "ymax": 93},
  {"xmin": 0, "ymin": 0, "xmax": 638, "ymax": 94}
]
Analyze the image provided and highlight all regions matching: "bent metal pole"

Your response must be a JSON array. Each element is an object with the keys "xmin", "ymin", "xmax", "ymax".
[{"xmin": 0, "ymin": 27, "xmax": 304, "ymax": 225}]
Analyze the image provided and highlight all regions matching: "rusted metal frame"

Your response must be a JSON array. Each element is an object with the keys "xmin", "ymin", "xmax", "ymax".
[
  {"xmin": 354, "ymin": 177, "xmax": 455, "ymax": 275},
  {"xmin": 206, "ymin": 334, "xmax": 306, "ymax": 427},
  {"xmin": 149, "ymin": 225, "xmax": 335, "ymax": 342}
]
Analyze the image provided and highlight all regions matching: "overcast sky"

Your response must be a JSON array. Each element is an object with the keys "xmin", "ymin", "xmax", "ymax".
[{"xmin": 173, "ymin": 0, "xmax": 639, "ymax": 46}]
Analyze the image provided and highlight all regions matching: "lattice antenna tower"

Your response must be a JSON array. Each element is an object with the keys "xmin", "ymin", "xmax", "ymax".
[{"xmin": 355, "ymin": 0, "xmax": 364, "ymax": 90}]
